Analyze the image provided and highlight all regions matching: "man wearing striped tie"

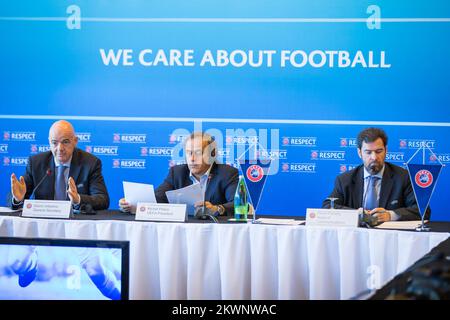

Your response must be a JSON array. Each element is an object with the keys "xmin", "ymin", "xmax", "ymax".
[{"xmin": 322, "ymin": 127, "xmax": 428, "ymax": 223}]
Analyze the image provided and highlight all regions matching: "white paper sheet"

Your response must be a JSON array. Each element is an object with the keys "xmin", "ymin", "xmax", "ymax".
[
  {"xmin": 165, "ymin": 183, "xmax": 203, "ymax": 215},
  {"xmin": 0, "ymin": 206, "xmax": 21, "ymax": 213},
  {"xmin": 254, "ymin": 218, "xmax": 305, "ymax": 226},
  {"xmin": 375, "ymin": 220, "xmax": 428, "ymax": 230},
  {"xmin": 123, "ymin": 181, "xmax": 156, "ymax": 213}
]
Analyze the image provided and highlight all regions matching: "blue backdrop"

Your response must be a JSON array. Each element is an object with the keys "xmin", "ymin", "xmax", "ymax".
[{"xmin": 1, "ymin": 1, "xmax": 449, "ymax": 220}]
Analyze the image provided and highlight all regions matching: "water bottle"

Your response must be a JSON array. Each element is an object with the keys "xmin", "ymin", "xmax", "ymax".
[{"xmin": 234, "ymin": 175, "xmax": 248, "ymax": 221}]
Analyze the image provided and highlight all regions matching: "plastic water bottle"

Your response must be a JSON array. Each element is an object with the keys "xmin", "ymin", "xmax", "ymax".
[{"xmin": 234, "ymin": 175, "xmax": 248, "ymax": 221}]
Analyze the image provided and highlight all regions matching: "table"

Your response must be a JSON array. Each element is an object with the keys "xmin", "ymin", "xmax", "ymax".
[{"xmin": 0, "ymin": 213, "xmax": 448, "ymax": 300}]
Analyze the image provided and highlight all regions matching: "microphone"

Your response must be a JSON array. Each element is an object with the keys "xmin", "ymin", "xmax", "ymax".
[
  {"xmin": 197, "ymin": 212, "xmax": 219, "ymax": 223},
  {"xmin": 195, "ymin": 205, "xmax": 215, "ymax": 221},
  {"xmin": 194, "ymin": 202, "xmax": 218, "ymax": 223},
  {"xmin": 194, "ymin": 175, "xmax": 218, "ymax": 222},
  {"xmin": 29, "ymin": 168, "xmax": 52, "ymax": 200}
]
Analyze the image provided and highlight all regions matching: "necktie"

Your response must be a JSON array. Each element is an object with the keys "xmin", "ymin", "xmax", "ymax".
[
  {"xmin": 54, "ymin": 165, "xmax": 67, "ymax": 200},
  {"xmin": 364, "ymin": 176, "xmax": 379, "ymax": 210}
]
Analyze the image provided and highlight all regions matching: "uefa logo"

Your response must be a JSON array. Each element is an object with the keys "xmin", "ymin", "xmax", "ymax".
[
  {"xmin": 340, "ymin": 164, "xmax": 347, "ymax": 173},
  {"xmin": 282, "ymin": 137, "xmax": 289, "ymax": 146},
  {"xmin": 3, "ymin": 156, "xmax": 10, "ymax": 166},
  {"xmin": 311, "ymin": 151, "xmax": 318, "ymax": 160},
  {"xmin": 429, "ymin": 154, "xmax": 437, "ymax": 162},
  {"xmin": 140, "ymin": 147, "xmax": 148, "ymax": 156},
  {"xmin": 415, "ymin": 170, "xmax": 433, "ymax": 188},
  {"xmin": 30, "ymin": 145, "xmax": 38, "ymax": 153},
  {"xmin": 140, "ymin": 206, "xmax": 146, "ymax": 212},
  {"xmin": 26, "ymin": 203, "xmax": 32, "ymax": 209},
  {"xmin": 246, "ymin": 165, "xmax": 264, "ymax": 182},
  {"xmin": 168, "ymin": 134, "xmax": 186, "ymax": 144},
  {"xmin": 226, "ymin": 136, "xmax": 233, "ymax": 144},
  {"xmin": 113, "ymin": 159, "xmax": 120, "ymax": 168},
  {"xmin": 113, "ymin": 134, "xmax": 121, "ymax": 143},
  {"xmin": 85, "ymin": 146, "xmax": 92, "ymax": 153},
  {"xmin": 340, "ymin": 138, "xmax": 348, "ymax": 147},
  {"xmin": 282, "ymin": 163, "xmax": 289, "ymax": 172},
  {"xmin": 3, "ymin": 132, "xmax": 10, "ymax": 141},
  {"xmin": 399, "ymin": 140, "xmax": 407, "ymax": 148},
  {"xmin": 309, "ymin": 212, "xmax": 316, "ymax": 219}
]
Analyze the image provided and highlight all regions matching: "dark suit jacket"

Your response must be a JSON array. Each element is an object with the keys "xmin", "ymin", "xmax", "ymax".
[
  {"xmin": 9, "ymin": 148, "xmax": 109, "ymax": 211},
  {"xmin": 155, "ymin": 163, "xmax": 238, "ymax": 216},
  {"xmin": 322, "ymin": 162, "xmax": 430, "ymax": 221}
]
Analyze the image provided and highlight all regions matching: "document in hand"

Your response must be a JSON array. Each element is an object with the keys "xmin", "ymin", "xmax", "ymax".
[
  {"xmin": 165, "ymin": 183, "xmax": 203, "ymax": 216},
  {"xmin": 123, "ymin": 181, "xmax": 157, "ymax": 213}
]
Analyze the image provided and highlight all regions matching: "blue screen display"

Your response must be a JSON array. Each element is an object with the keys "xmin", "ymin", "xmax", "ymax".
[
  {"xmin": 0, "ymin": 1, "xmax": 449, "ymax": 220},
  {"xmin": 0, "ymin": 237, "xmax": 129, "ymax": 300}
]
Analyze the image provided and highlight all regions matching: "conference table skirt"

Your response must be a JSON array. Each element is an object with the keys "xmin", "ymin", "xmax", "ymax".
[{"xmin": 0, "ymin": 216, "xmax": 448, "ymax": 300}]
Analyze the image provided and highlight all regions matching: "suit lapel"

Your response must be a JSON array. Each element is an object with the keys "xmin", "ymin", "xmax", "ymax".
[
  {"xmin": 204, "ymin": 163, "xmax": 217, "ymax": 201},
  {"xmin": 379, "ymin": 164, "xmax": 393, "ymax": 208},
  {"xmin": 69, "ymin": 149, "xmax": 81, "ymax": 184},
  {"xmin": 352, "ymin": 166, "xmax": 364, "ymax": 208}
]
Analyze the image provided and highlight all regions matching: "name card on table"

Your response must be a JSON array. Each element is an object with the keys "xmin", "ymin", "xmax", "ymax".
[
  {"xmin": 306, "ymin": 208, "xmax": 359, "ymax": 228},
  {"xmin": 135, "ymin": 203, "xmax": 187, "ymax": 222},
  {"xmin": 22, "ymin": 200, "xmax": 72, "ymax": 219}
]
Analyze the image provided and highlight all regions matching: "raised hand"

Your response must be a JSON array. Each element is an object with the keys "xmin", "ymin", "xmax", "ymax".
[
  {"xmin": 11, "ymin": 173, "xmax": 26, "ymax": 202},
  {"xmin": 67, "ymin": 177, "xmax": 81, "ymax": 204}
]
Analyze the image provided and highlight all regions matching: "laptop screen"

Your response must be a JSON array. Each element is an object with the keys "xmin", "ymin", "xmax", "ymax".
[{"xmin": 0, "ymin": 237, "xmax": 129, "ymax": 300}]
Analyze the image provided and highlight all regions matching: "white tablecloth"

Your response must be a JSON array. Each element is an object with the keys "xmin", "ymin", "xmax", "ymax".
[{"xmin": 0, "ymin": 216, "xmax": 448, "ymax": 300}]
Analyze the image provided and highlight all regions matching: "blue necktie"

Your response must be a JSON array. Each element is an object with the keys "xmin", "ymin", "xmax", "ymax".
[
  {"xmin": 364, "ymin": 176, "xmax": 379, "ymax": 210},
  {"xmin": 54, "ymin": 165, "xmax": 67, "ymax": 200}
]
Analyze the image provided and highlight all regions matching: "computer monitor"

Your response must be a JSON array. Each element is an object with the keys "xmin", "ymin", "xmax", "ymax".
[{"xmin": 0, "ymin": 237, "xmax": 129, "ymax": 300}]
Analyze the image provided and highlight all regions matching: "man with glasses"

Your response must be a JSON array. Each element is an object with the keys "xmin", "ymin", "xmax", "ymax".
[
  {"xmin": 9, "ymin": 120, "xmax": 109, "ymax": 212},
  {"xmin": 322, "ymin": 127, "xmax": 428, "ymax": 222}
]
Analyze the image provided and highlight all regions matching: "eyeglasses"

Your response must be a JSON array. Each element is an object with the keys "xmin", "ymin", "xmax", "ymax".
[
  {"xmin": 185, "ymin": 150, "xmax": 204, "ymax": 157},
  {"xmin": 50, "ymin": 139, "xmax": 73, "ymax": 147}
]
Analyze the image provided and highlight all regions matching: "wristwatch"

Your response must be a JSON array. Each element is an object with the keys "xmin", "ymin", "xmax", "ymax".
[{"xmin": 216, "ymin": 205, "xmax": 226, "ymax": 216}]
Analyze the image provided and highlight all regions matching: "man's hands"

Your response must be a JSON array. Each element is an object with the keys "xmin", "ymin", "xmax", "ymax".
[
  {"xmin": 11, "ymin": 173, "xmax": 81, "ymax": 205},
  {"xmin": 11, "ymin": 173, "xmax": 26, "ymax": 202},
  {"xmin": 118, "ymin": 198, "xmax": 132, "ymax": 212},
  {"xmin": 367, "ymin": 207, "xmax": 391, "ymax": 223},
  {"xmin": 194, "ymin": 201, "xmax": 219, "ymax": 215},
  {"xmin": 67, "ymin": 177, "xmax": 80, "ymax": 205}
]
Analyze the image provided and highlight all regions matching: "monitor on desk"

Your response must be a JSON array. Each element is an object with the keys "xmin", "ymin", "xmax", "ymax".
[{"xmin": 0, "ymin": 237, "xmax": 129, "ymax": 300}]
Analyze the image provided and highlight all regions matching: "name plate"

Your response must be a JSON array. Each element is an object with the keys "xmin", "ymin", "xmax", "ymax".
[
  {"xmin": 135, "ymin": 203, "xmax": 187, "ymax": 222},
  {"xmin": 306, "ymin": 208, "xmax": 359, "ymax": 228},
  {"xmin": 22, "ymin": 200, "xmax": 72, "ymax": 219}
]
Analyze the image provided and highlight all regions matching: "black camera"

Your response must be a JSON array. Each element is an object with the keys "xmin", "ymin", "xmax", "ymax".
[{"xmin": 386, "ymin": 253, "xmax": 450, "ymax": 300}]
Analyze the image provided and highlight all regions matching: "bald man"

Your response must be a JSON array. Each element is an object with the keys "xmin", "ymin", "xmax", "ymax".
[{"xmin": 9, "ymin": 120, "xmax": 109, "ymax": 212}]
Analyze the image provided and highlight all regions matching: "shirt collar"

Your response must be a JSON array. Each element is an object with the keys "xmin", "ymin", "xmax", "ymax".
[
  {"xmin": 54, "ymin": 156, "xmax": 72, "ymax": 168},
  {"xmin": 189, "ymin": 164, "xmax": 213, "ymax": 183},
  {"xmin": 363, "ymin": 164, "xmax": 385, "ymax": 179}
]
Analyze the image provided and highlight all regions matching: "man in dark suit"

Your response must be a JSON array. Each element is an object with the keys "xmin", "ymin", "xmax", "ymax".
[
  {"xmin": 323, "ymin": 127, "xmax": 428, "ymax": 222},
  {"xmin": 9, "ymin": 120, "xmax": 109, "ymax": 212},
  {"xmin": 119, "ymin": 132, "xmax": 238, "ymax": 216}
]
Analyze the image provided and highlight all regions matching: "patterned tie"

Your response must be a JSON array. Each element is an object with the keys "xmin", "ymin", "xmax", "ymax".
[
  {"xmin": 54, "ymin": 165, "xmax": 67, "ymax": 200},
  {"xmin": 364, "ymin": 176, "xmax": 379, "ymax": 210}
]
